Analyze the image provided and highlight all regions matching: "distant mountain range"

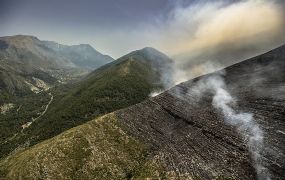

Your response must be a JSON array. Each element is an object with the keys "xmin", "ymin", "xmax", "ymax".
[
  {"xmin": 0, "ymin": 35, "xmax": 116, "ymax": 146},
  {"xmin": 0, "ymin": 58, "xmax": 56, "ymax": 95},
  {"xmin": 1, "ymin": 44, "xmax": 284, "ymax": 179},
  {"xmin": 0, "ymin": 35, "xmax": 114, "ymax": 95},
  {"xmin": 43, "ymin": 41, "xmax": 114, "ymax": 70},
  {"xmin": 0, "ymin": 35, "xmax": 114, "ymax": 70}
]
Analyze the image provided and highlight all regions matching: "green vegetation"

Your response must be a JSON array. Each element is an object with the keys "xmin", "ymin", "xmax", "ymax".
[
  {"xmin": 0, "ymin": 91, "xmax": 50, "ymax": 155},
  {"xmin": 28, "ymin": 57, "xmax": 162, "ymax": 142},
  {"xmin": 0, "ymin": 113, "xmax": 165, "ymax": 179},
  {"xmin": 1, "ymin": 55, "xmax": 165, "ymax": 158}
]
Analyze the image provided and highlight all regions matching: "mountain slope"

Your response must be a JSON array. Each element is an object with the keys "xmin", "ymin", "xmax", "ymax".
[
  {"xmin": 0, "ymin": 35, "xmax": 114, "ymax": 159},
  {"xmin": 117, "ymin": 44, "xmax": 285, "ymax": 179},
  {"xmin": 0, "ymin": 35, "xmax": 115, "ymax": 96},
  {"xmin": 0, "ymin": 114, "xmax": 163, "ymax": 179},
  {"xmin": 0, "ymin": 35, "xmax": 114, "ymax": 84},
  {"xmin": 43, "ymin": 41, "xmax": 114, "ymax": 70},
  {"xmin": 0, "ymin": 59, "xmax": 56, "ymax": 95},
  {"xmin": 0, "ymin": 35, "xmax": 74, "ymax": 69},
  {"xmin": 0, "ymin": 59, "xmax": 57, "ymax": 148},
  {"xmin": 1, "ymin": 44, "xmax": 284, "ymax": 179},
  {"xmin": 0, "ymin": 47, "xmax": 175, "ymax": 158},
  {"xmin": 0, "ymin": 35, "xmax": 114, "ymax": 71}
]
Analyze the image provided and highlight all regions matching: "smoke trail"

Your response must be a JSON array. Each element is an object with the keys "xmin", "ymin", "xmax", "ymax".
[
  {"xmin": 149, "ymin": 59, "xmax": 188, "ymax": 97},
  {"xmin": 189, "ymin": 72, "xmax": 270, "ymax": 180}
]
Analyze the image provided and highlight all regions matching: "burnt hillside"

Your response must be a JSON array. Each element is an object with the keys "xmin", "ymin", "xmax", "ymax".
[{"xmin": 116, "ymin": 44, "xmax": 285, "ymax": 179}]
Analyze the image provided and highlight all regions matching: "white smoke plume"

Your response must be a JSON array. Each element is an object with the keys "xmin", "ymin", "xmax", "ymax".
[
  {"xmin": 146, "ymin": 0, "xmax": 285, "ymax": 98},
  {"xmin": 97, "ymin": 0, "xmax": 285, "ymax": 68},
  {"xmin": 150, "ymin": 61, "xmax": 189, "ymax": 97},
  {"xmin": 149, "ymin": 91, "xmax": 163, "ymax": 97},
  {"xmin": 189, "ymin": 71, "xmax": 270, "ymax": 180}
]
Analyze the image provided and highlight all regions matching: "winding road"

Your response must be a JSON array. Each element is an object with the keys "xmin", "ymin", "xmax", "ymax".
[
  {"xmin": 21, "ymin": 92, "xmax": 53, "ymax": 130},
  {"xmin": 34, "ymin": 92, "xmax": 54, "ymax": 121},
  {"xmin": 3, "ymin": 92, "xmax": 54, "ymax": 144}
]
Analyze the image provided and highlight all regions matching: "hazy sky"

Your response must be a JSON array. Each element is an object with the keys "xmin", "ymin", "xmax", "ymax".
[
  {"xmin": 0, "ymin": 0, "xmax": 174, "ymax": 57},
  {"xmin": 1, "ymin": 0, "xmax": 285, "ymax": 60}
]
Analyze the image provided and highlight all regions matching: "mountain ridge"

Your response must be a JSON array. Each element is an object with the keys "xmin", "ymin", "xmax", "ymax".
[
  {"xmin": 0, "ymin": 35, "xmax": 114, "ymax": 70},
  {"xmin": 1, "ymin": 44, "xmax": 284, "ymax": 179},
  {"xmin": 43, "ymin": 40, "xmax": 114, "ymax": 70},
  {"xmin": 0, "ymin": 34, "xmax": 116, "ymax": 94}
]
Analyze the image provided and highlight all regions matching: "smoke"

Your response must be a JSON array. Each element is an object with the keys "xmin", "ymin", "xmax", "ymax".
[
  {"xmin": 189, "ymin": 70, "xmax": 270, "ymax": 180},
  {"xmin": 150, "ymin": 0, "xmax": 285, "ymax": 97},
  {"xmin": 165, "ymin": 0, "xmax": 285, "ymax": 78},
  {"xmin": 148, "ymin": 0, "xmax": 283, "ymax": 176},
  {"xmin": 149, "ymin": 62, "xmax": 188, "ymax": 97},
  {"xmin": 168, "ymin": 0, "xmax": 284, "ymax": 54},
  {"xmin": 126, "ymin": 0, "xmax": 284, "ymax": 89},
  {"xmin": 100, "ymin": 0, "xmax": 285, "ymax": 72},
  {"xmin": 149, "ymin": 91, "xmax": 163, "ymax": 97}
]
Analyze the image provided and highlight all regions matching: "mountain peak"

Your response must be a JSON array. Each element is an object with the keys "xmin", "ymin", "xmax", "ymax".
[
  {"xmin": 140, "ymin": 46, "xmax": 167, "ymax": 54},
  {"xmin": 141, "ymin": 47, "xmax": 159, "ymax": 52},
  {"xmin": 42, "ymin": 40, "xmax": 114, "ymax": 69},
  {"xmin": 1, "ymin": 35, "xmax": 39, "ymax": 42},
  {"xmin": 140, "ymin": 47, "xmax": 170, "ymax": 59},
  {"xmin": 0, "ymin": 35, "xmax": 43, "ymax": 50},
  {"xmin": 70, "ymin": 44, "xmax": 97, "ymax": 52},
  {"xmin": 78, "ymin": 44, "xmax": 93, "ymax": 48},
  {"xmin": 119, "ymin": 47, "xmax": 172, "ymax": 63}
]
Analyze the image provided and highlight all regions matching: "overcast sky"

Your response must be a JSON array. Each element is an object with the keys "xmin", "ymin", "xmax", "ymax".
[{"xmin": 1, "ymin": 0, "xmax": 285, "ymax": 60}]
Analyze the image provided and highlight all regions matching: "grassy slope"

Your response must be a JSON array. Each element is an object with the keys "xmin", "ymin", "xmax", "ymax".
[{"xmin": 0, "ymin": 113, "xmax": 165, "ymax": 179}]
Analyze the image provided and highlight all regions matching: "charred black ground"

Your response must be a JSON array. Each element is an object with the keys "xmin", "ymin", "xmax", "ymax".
[{"xmin": 116, "ymin": 44, "xmax": 285, "ymax": 179}]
